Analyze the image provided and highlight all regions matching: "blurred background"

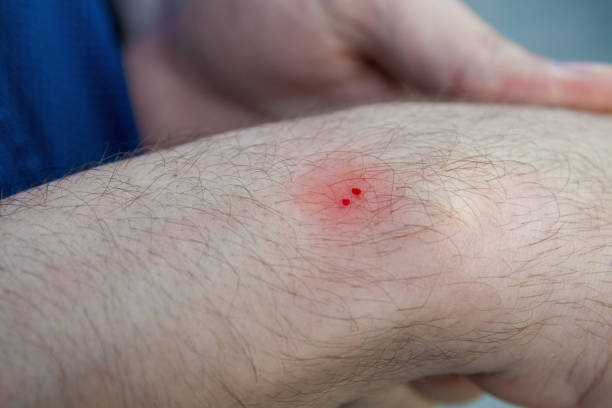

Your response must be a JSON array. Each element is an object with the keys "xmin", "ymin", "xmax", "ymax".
[
  {"xmin": 112, "ymin": 0, "xmax": 612, "ymax": 63},
  {"xmin": 464, "ymin": 0, "xmax": 612, "ymax": 63},
  {"xmin": 110, "ymin": 1, "xmax": 612, "ymax": 407}
]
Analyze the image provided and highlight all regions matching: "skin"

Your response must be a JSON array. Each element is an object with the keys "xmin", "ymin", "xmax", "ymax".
[
  {"xmin": 3, "ymin": 0, "xmax": 611, "ymax": 406},
  {"xmin": 122, "ymin": 1, "xmax": 612, "ymax": 404},
  {"xmin": 124, "ymin": 0, "xmax": 612, "ymax": 148},
  {"xmin": 1, "ymin": 102, "xmax": 611, "ymax": 408}
]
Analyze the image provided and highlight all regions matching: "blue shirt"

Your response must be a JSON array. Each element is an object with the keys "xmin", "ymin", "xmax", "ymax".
[{"xmin": 0, "ymin": 1, "xmax": 140, "ymax": 198}]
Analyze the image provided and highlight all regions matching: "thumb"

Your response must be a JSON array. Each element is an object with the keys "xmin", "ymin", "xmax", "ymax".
[{"xmin": 330, "ymin": 0, "xmax": 612, "ymax": 112}]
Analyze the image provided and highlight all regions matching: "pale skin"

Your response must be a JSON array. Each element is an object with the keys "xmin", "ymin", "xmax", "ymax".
[
  {"xmin": 1, "ymin": 103, "xmax": 612, "ymax": 408},
  {"xmin": 121, "ymin": 1, "xmax": 612, "ymax": 404},
  {"xmin": 125, "ymin": 0, "xmax": 612, "ymax": 148},
  {"xmin": 3, "ymin": 0, "xmax": 612, "ymax": 406}
]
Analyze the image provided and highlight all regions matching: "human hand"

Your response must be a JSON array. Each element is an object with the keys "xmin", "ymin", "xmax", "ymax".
[
  {"xmin": 339, "ymin": 376, "xmax": 482, "ymax": 407},
  {"xmin": 126, "ymin": 0, "xmax": 612, "ymax": 146}
]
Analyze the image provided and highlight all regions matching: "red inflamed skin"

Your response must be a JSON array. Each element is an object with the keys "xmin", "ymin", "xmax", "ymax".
[
  {"xmin": 285, "ymin": 150, "xmax": 459, "ymax": 268},
  {"xmin": 285, "ymin": 151, "xmax": 460, "ymax": 315},
  {"xmin": 288, "ymin": 153, "xmax": 410, "ymax": 240}
]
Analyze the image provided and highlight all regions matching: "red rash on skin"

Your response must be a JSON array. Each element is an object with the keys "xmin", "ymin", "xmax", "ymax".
[{"xmin": 290, "ymin": 153, "xmax": 399, "ymax": 236}]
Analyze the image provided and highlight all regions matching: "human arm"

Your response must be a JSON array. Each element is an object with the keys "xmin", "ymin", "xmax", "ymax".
[
  {"xmin": 124, "ymin": 0, "xmax": 612, "ymax": 148},
  {"xmin": 1, "ymin": 102, "xmax": 611, "ymax": 407}
]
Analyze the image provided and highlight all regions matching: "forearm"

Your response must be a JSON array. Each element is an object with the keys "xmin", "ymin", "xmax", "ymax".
[
  {"xmin": 2, "ymin": 107, "xmax": 445, "ymax": 407},
  {"xmin": 2, "ymin": 103, "xmax": 611, "ymax": 407}
]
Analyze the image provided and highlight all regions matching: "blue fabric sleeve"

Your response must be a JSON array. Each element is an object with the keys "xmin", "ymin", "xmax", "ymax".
[{"xmin": 0, "ymin": 1, "xmax": 140, "ymax": 197}]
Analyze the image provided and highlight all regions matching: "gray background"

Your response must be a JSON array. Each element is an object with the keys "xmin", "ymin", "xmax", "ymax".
[
  {"xmin": 465, "ymin": 0, "xmax": 612, "ymax": 62},
  {"xmin": 446, "ymin": 2, "xmax": 611, "ymax": 407}
]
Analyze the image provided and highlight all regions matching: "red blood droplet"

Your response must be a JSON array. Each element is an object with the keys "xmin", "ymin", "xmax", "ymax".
[
  {"xmin": 341, "ymin": 198, "xmax": 351, "ymax": 206},
  {"xmin": 351, "ymin": 188, "xmax": 362, "ymax": 196}
]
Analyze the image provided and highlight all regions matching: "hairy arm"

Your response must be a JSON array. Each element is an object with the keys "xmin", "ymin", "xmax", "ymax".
[{"xmin": 1, "ymin": 103, "xmax": 611, "ymax": 408}]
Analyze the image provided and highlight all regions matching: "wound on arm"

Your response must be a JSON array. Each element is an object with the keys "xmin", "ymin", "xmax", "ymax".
[{"xmin": 289, "ymin": 152, "xmax": 402, "ymax": 237}]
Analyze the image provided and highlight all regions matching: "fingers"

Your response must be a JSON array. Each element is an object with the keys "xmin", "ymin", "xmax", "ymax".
[
  {"xmin": 470, "ymin": 360, "xmax": 612, "ymax": 408},
  {"xmin": 526, "ymin": 62, "xmax": 612, "ymax": 113},
  {"xmin": 468, "ymin": 371, "xmax": 573, "ymax": 408},
  {"xmin": 328, "ymin": 0, "xmax": 612, "ymax": 112},
  {"xmin": 339, "ymin": 377, "xmax": 482, "ymax": 408},
  {"xmin": 411, "ymin": 375, "xmax": 482, "ymax": 403},
  {"xmin": 339, "ymin": 385, "xmax": 434, "ymax": 408}
]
